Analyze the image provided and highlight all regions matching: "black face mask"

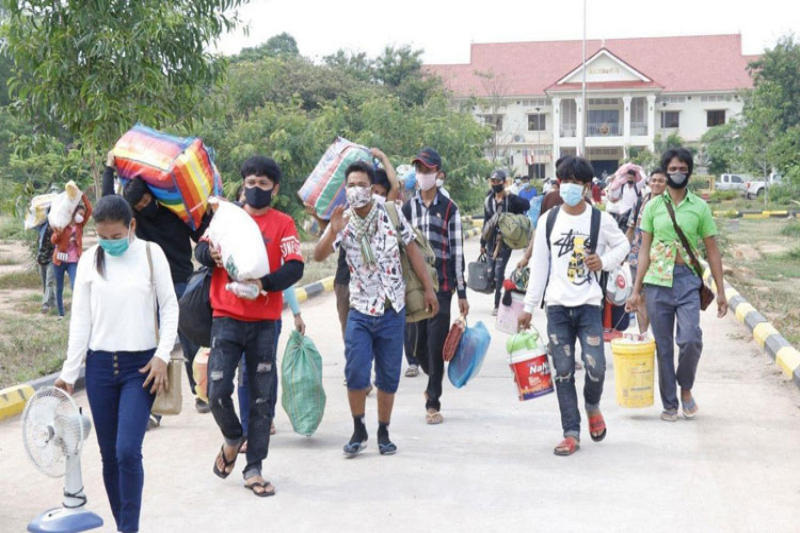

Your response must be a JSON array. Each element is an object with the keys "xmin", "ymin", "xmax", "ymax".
[
  {"xmin": 667, "ymin": 172, "xmax": 689, "ymax": 189},
  {"xmin": 492, "ymin": 183, "xmax": 505, "ymax": 194},
  {"xmin": 245, "ymin": 185, "xmax": 273, "ymax": 209},
  {"xmin": 140, "ymin": 200, "xmax": 158, "ymax": 219}
]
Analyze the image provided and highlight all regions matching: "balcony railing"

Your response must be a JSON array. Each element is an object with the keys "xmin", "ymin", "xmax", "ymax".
[
  {"xmin": 561, "ymin": 125, "xmax": 577, "ymax": 138},
  {"xmin": 630, "ymin": 122, "xmax": 648, "ymax": 136},
  {"xmin": 587, "ymin": 123, "xmax": 621, "ymax": 137}
]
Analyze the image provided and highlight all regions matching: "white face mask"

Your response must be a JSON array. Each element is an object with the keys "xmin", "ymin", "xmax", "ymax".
[
  {"xmin": 346, "ymin": 186, "xmax": 372, "ymax": 209},
  {"xmin": 373, "ymin": 194, "xmax": 386, "ymax": 205},
  {"xmin": 435, "ymin": 178, "xmax": 445, "ymax": 189},
  {"xmin": 417, "ymin": 172, "xmax": 437, "ymax": 191},
  {"xmin": 74, "ymin": 214, "xmax": 84, "ymax": 224}
]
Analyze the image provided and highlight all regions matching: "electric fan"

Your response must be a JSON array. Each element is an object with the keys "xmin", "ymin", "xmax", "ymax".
[{"xmin": 21, "ymin": 386, "xmax": 103, "ymax": 533}]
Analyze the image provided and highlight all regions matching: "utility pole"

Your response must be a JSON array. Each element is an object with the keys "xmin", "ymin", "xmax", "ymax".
[{"xmin": 581, "ymin": 0, "xmax": 587, "ymax": 158}]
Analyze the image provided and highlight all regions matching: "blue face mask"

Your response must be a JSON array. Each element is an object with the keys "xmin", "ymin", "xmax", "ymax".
[
  {"xmin": 559, "ymin": 183, "xmax": 585, "ymax": 207},
  {"xmin": 98, "ymin": 229, "xmax": 131, "ymax": 257}
]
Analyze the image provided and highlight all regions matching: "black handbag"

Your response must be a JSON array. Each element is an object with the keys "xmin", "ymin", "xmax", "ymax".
[
  {"xmin": 178, "ymin": 267, "xmax": 213, "ymax": 347},
  {"xmin": 467, "ymin": 253, "xmax": 494, "ymax": 294}
]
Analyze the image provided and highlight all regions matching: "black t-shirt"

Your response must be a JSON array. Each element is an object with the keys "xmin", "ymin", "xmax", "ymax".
[{"xmin": 334, "ymin": 246, "xmax": 350, "ymax": 286}]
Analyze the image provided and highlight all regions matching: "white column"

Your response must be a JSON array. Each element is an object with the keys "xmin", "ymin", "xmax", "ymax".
[
  {"xmin": 575, "ymin": 97, "xmax": 584, "ymax": 157},
  {"xmin": 622, "ymin": 96, "xmax": 632, "ymax": 156},
  {"xmin": 552, "ymin": 97, "xmax": 561, "ymax": 177},
  {"xmin": 647, "ymin": 94, "xmax": 657, "ymax": 151}
]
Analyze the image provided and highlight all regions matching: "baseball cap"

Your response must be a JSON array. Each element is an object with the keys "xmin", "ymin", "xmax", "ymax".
[
  {"xmin": 490, "ymin": 169, "xmax": 507, "ymax": 181},
  {"xmin": 412, "ymin": 147, "xmax": 442, "ymax": 170}
]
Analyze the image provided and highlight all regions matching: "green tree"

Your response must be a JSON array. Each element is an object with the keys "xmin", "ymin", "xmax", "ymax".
[
  {"xmin": 700, "ymin": 120, "xmax": 740, "ymax": 176},
  {"xmin": 234, "ymin": 32, "xmax": 300, "ymax": 63},
  {"xmin": 748, "ymin": 35, "xmax": 800, "ymax": 131},
  {"xmin": 0, "ymin": 0, "xmax": 248, "ymax": 198}
]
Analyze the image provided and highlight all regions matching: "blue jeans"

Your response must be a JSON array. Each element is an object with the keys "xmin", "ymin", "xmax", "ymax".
[
  {"xmin": 53, "ymin": 261, "xmax": 77, "ymax": 316},
  {"xmin": 173, "ymin": 281, "xmax": 201, "ymax": 396},
  {"xmin": 345, "ymin": 307, "xmax": 406, "ymax": 394},
  {"xmin": 85, "ymin": 350, "xmax": 156, "ymax": 533},
  {"xmin": 208, "ymin": 317, "xmax": 276, "ymax": 479},
  {"xmin": 645, "ymin": 265, "xmax": 704, "ymax": 411},
  {"xmin": 238, "ymin": 319, "xmax": 282, "ymax": 436},
  {"xmin": 546, "ymin": 304, "xmax": 606, "ymax": 439}
]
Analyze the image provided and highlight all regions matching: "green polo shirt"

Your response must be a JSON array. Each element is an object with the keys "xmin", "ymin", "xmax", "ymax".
[{"xmin": 640, "ymin": 191, "xmax": 717, "ymax": 287}]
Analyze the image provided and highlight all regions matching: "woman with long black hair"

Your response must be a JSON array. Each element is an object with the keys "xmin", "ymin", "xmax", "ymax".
[{"xmin": 55, "ymin": 195, "xmax": 178, "ymax": 533}]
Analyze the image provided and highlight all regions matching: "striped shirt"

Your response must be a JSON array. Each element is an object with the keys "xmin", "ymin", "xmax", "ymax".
[{"xmin": 402, "ymin": 190, "xmax": 467, "ymax": 299}]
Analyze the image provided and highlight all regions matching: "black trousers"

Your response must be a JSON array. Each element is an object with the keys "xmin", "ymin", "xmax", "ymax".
[
  {"xmin": 404, "ymin": 291, "xmax": 453, "ymax": 411},
  {"xmin": 489, "ymin": 244, "xmax": 513, "ymax": 309}
]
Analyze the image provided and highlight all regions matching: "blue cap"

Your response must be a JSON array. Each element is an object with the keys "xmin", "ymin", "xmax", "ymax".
[{"xmin": 412, "ymin": 147, "xmax": 442, "ymax": 170}]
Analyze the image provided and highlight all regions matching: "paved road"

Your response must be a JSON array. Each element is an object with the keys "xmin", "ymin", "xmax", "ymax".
[{"xmin": 2, "ymin": 240, "xmax": 800, "ymax": 532}]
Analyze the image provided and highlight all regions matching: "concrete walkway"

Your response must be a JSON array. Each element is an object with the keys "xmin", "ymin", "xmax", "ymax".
[{"xmin": 2, "ymin": 240, "xmax": 800, "ymax": 532}]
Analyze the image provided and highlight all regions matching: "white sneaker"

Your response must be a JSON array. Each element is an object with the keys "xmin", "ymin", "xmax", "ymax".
[{"xmin": 405, "ymin": 365, "xmax": 419, "ymax": 377}]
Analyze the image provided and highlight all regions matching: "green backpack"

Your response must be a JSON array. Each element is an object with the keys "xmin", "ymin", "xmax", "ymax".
[
  {"xmin": 499, "ymin": 212, "xmax": 533, "ymax": 250},
  {"xmin": 281, "ymin": 331, "xmax": 326, "ymax": 437},
  {"xmin": 385, "ymin": 202, "xmax": 440, "ymax": 323}
]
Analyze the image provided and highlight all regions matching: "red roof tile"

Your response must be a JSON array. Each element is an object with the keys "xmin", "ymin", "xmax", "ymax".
[{"xmin": 425, "ymin": 34, "xmax": 754, "ymax": 97}]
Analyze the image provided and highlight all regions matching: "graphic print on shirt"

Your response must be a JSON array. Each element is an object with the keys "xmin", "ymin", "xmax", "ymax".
[{"xmin": 553, "ymin": 230, "xmax": 594, "ymax": 286}]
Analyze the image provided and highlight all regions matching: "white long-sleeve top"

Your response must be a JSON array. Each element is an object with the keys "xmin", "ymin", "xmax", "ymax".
[
  {"xmin": 523, "ymin": 206, "xmax": 630, "ymax": 312},
  {"xmin": 59, "ymin": 239, "xmax": 179, "ymax": 385}
]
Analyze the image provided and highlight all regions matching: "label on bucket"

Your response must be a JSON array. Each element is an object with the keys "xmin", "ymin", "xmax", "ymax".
[{"xmin": 510, "ymin": 354, "xmax": 554, "ymax": 401}]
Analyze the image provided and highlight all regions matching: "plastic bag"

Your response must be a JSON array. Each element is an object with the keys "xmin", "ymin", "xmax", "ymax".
[
  {"xmin": 298, "ymin": 137, "xmax": 371, "ymax": 220},
  {"xmin": 281, "ymin": 331, "xmax": 326, "ymax": 437},
  {"xmin": 24, "ymin": 193, "xmax": 57, "ymax": 230},
  {"xmin": 178, "ymin": 267, "xmax": 213, "ymax": 347},
  {"xmin": 206, "ymin": 199, "xmax": 270, "ymax": 281},
  {"xmin": 47, "ymin": 181, "xmax": 82, "ymax": 230},
  {"xmin": 112, "ymin": 124, "xmax": 223, "ymax": 231},
  {"xmin": 447, "ymin": 321, "xmax": 491, "ymax": 388}
]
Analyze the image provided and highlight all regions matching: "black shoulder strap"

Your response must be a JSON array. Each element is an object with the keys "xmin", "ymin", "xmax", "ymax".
[
  {"xmin": 588, "ymin": 206, "xmax": 601, "ymax": 255},
  {"xmin": 541, "ymin": 206, "xmax": 561, "ymax": 309}
]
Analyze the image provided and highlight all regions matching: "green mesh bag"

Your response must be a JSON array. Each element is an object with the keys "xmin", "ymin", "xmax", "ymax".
[{"xmin": 281, "ymin": 331, "xmax": 326, "ymax": 436}]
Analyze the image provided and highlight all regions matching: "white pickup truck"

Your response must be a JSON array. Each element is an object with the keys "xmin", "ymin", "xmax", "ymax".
[
  {"xmin": 746, "ymin": 173, "xmax": 782, "ymax": 199},
  {"xmin": 716, "ymin": 173, "xmax": 751, "ymax": 193}
]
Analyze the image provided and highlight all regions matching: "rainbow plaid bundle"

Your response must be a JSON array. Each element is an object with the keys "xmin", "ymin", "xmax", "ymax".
[
  {"xmin": 298, "ymin": 137, "xmax": 371, "ymax": 220},
  {"xmin": 112, "ymin": 124, "xmax": 223, "ymax": 230}
]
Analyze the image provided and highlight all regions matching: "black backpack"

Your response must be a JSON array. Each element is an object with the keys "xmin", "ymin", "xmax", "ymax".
[
  {"xmin": 178, "ymin": 267, "xmax": 213, "ymax": 347},
  {"xmin": 540, "ymin": 205, "xmax": 603, "ymax": 309}
]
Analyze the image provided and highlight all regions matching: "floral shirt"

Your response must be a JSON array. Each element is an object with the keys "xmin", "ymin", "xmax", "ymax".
[
  {"xmin": 640, "ymin": 192, "xmax": 717, "ymax": 288},
  {"xmin": 334, "ymin": 202, "xmax": 416, "ymax": 316}
]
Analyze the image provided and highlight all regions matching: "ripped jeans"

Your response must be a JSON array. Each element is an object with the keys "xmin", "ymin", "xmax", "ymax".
[
  {"xmin": 546, "ymin": 304, "xmax": 606, "ymax": 440},
  {"xmin": 208, "ymin": 317, "xmax": 276, "ymax": 480}
]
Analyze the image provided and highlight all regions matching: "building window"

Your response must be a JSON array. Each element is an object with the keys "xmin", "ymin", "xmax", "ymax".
[
  {"xmin": 661, "ymin": 111, "xmax": 680, "ymax": 129},
  {"xmin": 528, "ymin": 163, "xmax": 546, "ymax": 179},
  {"xmin": 707, "ymin": 110, "xmax": 726, "ymax": 127},
  {"xmin": 481, "ymin": 114, "xmax": 503, "ymax": 132},
  {"xmin": 528, "ymin": 114, "xmax": 545, "ymax": 131}
]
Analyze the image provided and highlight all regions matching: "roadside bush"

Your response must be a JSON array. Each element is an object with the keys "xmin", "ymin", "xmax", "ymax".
[
  {"xmin": 710, "ymin": 190, "xmax": 739, "ymax": 203},
  {"xmin": 781, "ymin": 221, "xmax": 800, "ymax": 237},
  {"xmin": 769, "ymin": 182, "xmax": 800, "ymax": 206}
]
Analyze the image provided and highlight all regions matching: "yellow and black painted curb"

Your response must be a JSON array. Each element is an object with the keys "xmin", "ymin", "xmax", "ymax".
[
  {"xmin": 290, "ymin": 276, "xmax": 335, "ymax": 307},
  {"xmin": 712, "ymin": 209, "xmax": 799, "ymax": 219},
  {"xmin": 0, "ymin": 384, "xmax": 35, "ymax": 421},
  {"xmin": 702, "ymin": 267, "xmax": 800, "ymax": 389}
]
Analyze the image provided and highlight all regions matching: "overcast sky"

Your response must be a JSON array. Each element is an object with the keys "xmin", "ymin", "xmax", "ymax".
[{"xmin": 216, "ymin": 0, "xmax": 800, "ymax": 63}]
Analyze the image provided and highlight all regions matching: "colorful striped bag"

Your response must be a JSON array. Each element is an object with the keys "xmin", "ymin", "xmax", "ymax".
[
  {"xmin": 112, "ymin": 124, "xmax": 223, "ymax": 230},
  {"xmin": 298, "ymin": 137, "xmax": 371, "ymax": 220}
]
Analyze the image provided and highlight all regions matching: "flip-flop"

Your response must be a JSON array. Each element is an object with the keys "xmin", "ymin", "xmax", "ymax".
[
  {"xmin": 343, "ymin": 440, "xmax": 368, "ymax": 457},
  {"xmin": 213, "ymin": 441, "xmax": 243, "ymax": 479},
  {"xmin": 661, "ymin": 409, "xmax": 678, "ymax": 422},
  {"xmin": 244, "ymin": 481, "xmax": 275, "ymax": 498},
  {"xmin": 379, "ymin": 442, "xmax": 398, "ymax": 455},
  {"xmin": 588, "ymin": 412, "xmax": 607, "ymax": 442},
  {"xmin": 682, "ymin": 398, "xmax": 699, "ymax": 419},
  {"xmin": 426, "ymin": 411, "xmax": 444, "ymax": 425},
  {"xmin": 554, "ymin": 436, "xmax": 580, "ymax": 456}
]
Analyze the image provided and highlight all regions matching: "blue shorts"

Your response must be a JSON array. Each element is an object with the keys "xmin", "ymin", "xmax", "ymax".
[{"xmin": 345, "ymin": 307, "xmax": 406, "ymax": 393}]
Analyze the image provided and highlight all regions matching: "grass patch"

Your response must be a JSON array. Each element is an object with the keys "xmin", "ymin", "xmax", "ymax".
[
  {"xmin": 297, "ymin": 242, "xmax": 337, "ymax": 286},
  {"xmin": 0, "ymin": 311, "xmax": 69, "ymax": 389},
  {"xmin": 0, "ymin": 253, "xmax": 23, "ymax": 266},
  {"xmin": 781, "ymin": 221, "xmax": 800, "ymax": 238},
  {"xmin": 0, "ymin": 269, "xmax": 41, "ymax": 290},
  {"xmin": 0, "ymin": 216, "xmax": 27, "ymax": 242}
]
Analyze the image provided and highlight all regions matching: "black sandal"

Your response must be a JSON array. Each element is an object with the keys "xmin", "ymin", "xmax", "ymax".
[
  {"xmin": 213, "ymin": 442, "xmax": 241, "ymax": 479},
  {"xmin": 244, "ymin": 481, "xmax": 275, "ymax": 498}
]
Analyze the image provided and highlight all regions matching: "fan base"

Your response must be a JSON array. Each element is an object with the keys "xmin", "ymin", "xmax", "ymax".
[{"xmin": 28, "ymin": 507, "xmax": 103, "ymax": 533}]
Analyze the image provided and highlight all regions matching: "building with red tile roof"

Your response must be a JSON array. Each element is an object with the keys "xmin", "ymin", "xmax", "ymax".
[{"xmin": 425, "ymin": 34, "xmax": 755, "ymax": 179}]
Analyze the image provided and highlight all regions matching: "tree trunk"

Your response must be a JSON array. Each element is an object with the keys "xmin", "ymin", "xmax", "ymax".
[{"xmin": 90, "ymin": 148, "xmax": 101, "ymax": 202}]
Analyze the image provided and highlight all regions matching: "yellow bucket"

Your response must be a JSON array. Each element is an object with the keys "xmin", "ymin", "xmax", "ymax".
[{"xmin": 611, "ymin": 337, "xmax": 656, "ymax": 408}]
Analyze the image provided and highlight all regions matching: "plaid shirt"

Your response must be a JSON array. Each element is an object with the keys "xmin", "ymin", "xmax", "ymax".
[{"xmin": 402, "ymin": 190, "xmax": 467, "ymax": 299}]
